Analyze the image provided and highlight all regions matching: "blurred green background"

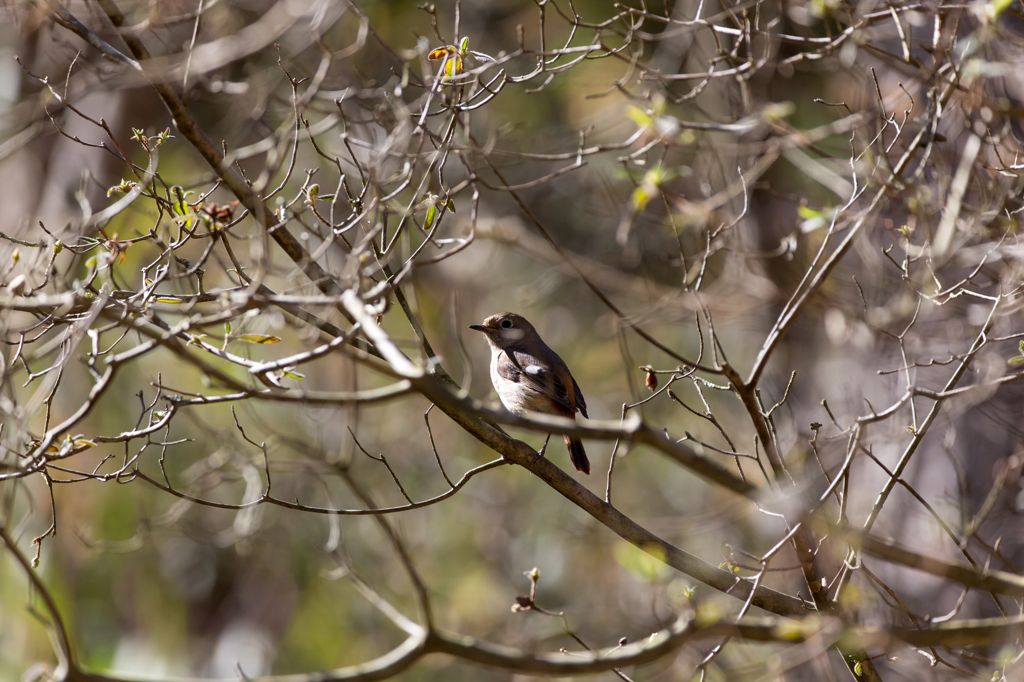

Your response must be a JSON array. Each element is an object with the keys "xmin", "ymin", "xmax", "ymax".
[{"xmin": 3, "ymin": 0, "xmax": 1020, "ymax": 679}]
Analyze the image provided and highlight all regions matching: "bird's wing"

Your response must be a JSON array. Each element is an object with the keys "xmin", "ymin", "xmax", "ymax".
[
  {"xmin": 497, "ymin": 349, "xmax": 578, "ymax": 415},
  {"xmin": 571, "ymin": 375, "xmax": 588, "ymax": 419}
]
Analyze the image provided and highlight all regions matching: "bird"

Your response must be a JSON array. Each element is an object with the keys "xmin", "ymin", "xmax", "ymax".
[{"xmin": 469, "ymin": 312, "xmax": 590, "ymax": 474}]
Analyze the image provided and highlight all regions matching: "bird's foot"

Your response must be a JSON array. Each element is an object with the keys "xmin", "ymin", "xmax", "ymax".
[
  {"xmin": 531, "ymin": 435, "xmax": 552, "ymax": 466},
  {"xmin": 532, "ymin": 441, "xmax": 549, "ymax": 465}
]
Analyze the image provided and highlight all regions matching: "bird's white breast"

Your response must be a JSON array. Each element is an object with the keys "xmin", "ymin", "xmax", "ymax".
[{"xmin": 490, "ymin": 353, "xmax": 550, "ymax": 415}]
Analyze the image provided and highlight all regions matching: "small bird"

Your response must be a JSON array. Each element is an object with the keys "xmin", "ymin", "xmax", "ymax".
[{"xmin": 470, "ymin": 312, "xmax": 590, "ymax": 474}]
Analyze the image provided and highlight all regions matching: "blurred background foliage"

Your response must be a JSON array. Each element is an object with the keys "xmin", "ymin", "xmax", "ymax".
[{"xmin": 2, "ymin": 0, "xmax": 1024, "ymax": 679}]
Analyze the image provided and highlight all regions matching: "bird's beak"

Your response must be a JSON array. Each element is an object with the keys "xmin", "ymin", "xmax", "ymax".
[{"xmin": 468, "ymin": 324, "xmax": 486, "ymax": 332}]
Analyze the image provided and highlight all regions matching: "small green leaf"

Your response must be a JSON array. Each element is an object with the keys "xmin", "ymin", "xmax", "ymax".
[
  {"xmin": 774, "ymin": 620, "xmax": 811, "ymax": 642},
  {"xmin": 236, "ymin": 334, "xmax": 281, "ymax": 344},
  {"xmin": 800, "ymin": 205, "xmax": 835, "ymax": 233},
  {"xmin": 651, "ymin": 93, "xmax": 666, "ymax": 116},
  {"xmin": 1010, "ymin": 340, "xmax": 1024, "ymax": 363},
  {"xmin": 626, "ymin": 106, "xmax": 652, "ymax": 130},
  {"xmin": 170, "ymin": 186, "xmax": 197, "ymax": 229},
  {"xmin": 107, "ymin": 180, "xmax": 138, "ymax": 197},
  {"xmin": 986, "ymin": 0, "xmax": 1013, "ymax": 19},
  {"xmin": 424, "ymin": 203, "xmax": 438, "ymax": 230},
  {"xmin": 629, "ymin": 166, "xmax": 666, "ymax": 212},
  {"xmin": 630, "ymin": 185, "xmax": 653, "ymax": 212},
  {"xmin": 154, "ymin": 296, "xmax": 183, "ymax": 303},
  {"xmin": 762, "ymin": 101, "xmax": 795, "ymax": 122},
  {"xmin": 647, "ymin": 165, "xmax": 667, "ymax": 185}
]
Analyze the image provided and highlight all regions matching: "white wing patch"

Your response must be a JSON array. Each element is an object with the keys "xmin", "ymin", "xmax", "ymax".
[{"xmin": 524, "ymin": 365, "xmax": 544, "ymax": 375}]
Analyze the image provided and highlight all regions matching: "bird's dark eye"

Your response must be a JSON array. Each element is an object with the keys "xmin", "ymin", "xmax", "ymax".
[{"xmin": 500, "ymin": 319, "xmax": 513, "ymax": 328}]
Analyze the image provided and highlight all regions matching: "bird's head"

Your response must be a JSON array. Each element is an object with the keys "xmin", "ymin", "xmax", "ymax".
[{"xmin": 469, "ymin": 312, "xmax": 537, "ymax": 349}]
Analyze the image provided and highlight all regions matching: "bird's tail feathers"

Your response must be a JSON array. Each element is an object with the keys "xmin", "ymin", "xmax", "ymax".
[{"xmin": 564, "ymin": 435, "xmax": 590, "ymax": 475}]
